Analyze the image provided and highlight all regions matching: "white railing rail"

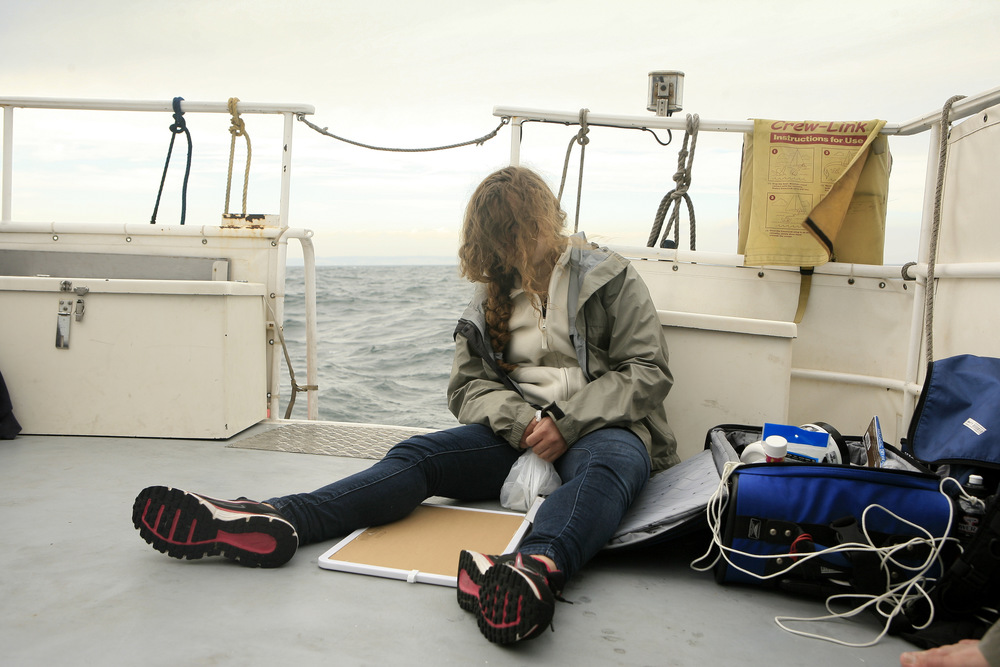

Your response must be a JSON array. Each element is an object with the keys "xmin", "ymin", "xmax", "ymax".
[
  {"xmin": 0, "ymin": 97, "xmax": 315, "ymax": 114},
  {"xmin": 495, "ymin": 84, "xmax": 1000, "ymax": 136},
  {"xmin": 495, "ymin": 85, "xmax": 1000, "ymax": 165}
]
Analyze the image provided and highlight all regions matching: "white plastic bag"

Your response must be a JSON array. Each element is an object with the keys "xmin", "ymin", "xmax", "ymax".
[{"xmin": 499, "ymin": 450, "xmax": 562, "ymax": 512}]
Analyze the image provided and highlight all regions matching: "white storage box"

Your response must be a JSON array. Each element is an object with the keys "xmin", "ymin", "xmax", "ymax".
[{"xmin": 0, "ymin": 276, "xmax": 267, "ymax": 438}]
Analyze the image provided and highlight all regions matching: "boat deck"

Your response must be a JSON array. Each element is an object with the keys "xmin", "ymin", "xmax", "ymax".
[{"xmin": 2, "ymin": 421, "xmax": 917, "ymax": 665}]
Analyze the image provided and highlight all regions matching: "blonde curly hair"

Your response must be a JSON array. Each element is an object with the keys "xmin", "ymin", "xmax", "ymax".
[{"xmin": 459, "ymin": 167, "xmax": 568, "ymax": 372}]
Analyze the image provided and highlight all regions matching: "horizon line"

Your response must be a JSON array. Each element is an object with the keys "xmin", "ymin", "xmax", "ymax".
[{"xmin": 287, "ymin": 255, "xmax": 458, "ymax": 267}]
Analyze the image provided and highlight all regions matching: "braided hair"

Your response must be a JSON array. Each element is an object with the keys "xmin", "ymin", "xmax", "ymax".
[{"xmin": 459, "ymin": 167, "xmax": 567, "ymax": 372}]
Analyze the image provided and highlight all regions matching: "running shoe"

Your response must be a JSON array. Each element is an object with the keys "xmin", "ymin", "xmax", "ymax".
[
  {"xmin": 459, "ymin": 550, "xmax": 565, "ymax": 644},
  {"xmin": 132, "ymin": 485, "xmax": 298, "ymax": 568}
]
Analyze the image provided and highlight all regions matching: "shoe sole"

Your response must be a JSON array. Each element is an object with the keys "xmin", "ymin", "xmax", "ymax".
[
  {"xmin": 475, "ymin": 562, "xmax": 555, "ymax": 644},
  {"xmin": 132, "ymin": 486, "xmax": 296, "ymax": 568},
  {"xmin": 457, "ymin": 550, "xmax": 497, "ymax": 613}
]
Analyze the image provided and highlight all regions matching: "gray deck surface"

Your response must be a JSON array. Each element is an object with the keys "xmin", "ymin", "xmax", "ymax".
[{"xmin": 2, "ymin": 422, "xmax": 918, "ymax": 666}]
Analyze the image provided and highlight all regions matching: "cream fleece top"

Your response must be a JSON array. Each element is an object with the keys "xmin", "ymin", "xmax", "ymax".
[{"xmin": 506, "ymin": 246, "xmax": 588, "ymax": 407}]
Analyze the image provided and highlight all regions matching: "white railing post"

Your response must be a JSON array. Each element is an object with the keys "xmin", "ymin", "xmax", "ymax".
[
  {"xmin": 280, "ymin": 111, "xmax": 294, "ymax": 230},
  {"xmin": 299, "ymin": 233, "xmax": 319, "ymax": 420},
  {"xmin": 2, "ymin": 105, "xmax": 12, "ymax": 223},
  {"xmin": 509, "ymin": 118, "xmax": 522, "ymax": 166},
  {"xmin": 277, "ymin": 228, "xmax": 320, "ymax": 420}
]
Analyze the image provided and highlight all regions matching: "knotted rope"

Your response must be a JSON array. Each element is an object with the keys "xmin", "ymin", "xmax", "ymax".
[
  {"xmin": 647, "ymin": 113, "xmax": 700, "ymax": 249},
  {"xmin": 225, "ymin": 97, "xmax": 252, "ymax": 217},
  {"xmin": 150, "ymin": 97, "xmax": 192, "ymax": 225},
  {"xmin": 924, "ymin": 94, "xmax": 966, "ymax": 363},
  {"xmin": 557, "ymin": 109, "xmax": 590, "ymax": 233}
]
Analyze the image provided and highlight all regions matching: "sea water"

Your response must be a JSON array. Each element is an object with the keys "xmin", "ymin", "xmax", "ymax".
[{"xmin": 279, "ymin": 265, "xmax": 474, "ymax": 429}]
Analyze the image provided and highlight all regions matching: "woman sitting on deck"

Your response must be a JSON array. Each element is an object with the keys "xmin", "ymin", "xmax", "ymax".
[{"xmin": 132, "ymin": 165, "xmax": 678, "ymax": 645}]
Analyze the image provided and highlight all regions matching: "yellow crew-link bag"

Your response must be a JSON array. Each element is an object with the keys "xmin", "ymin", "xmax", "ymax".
[{"xmin": 738, "ymin": 119, "xmax": 890, "ymax": 268}]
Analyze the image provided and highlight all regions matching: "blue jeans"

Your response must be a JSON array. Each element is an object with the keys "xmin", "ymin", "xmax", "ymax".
[{"xmin": 267, "ymin": 424, "xmax": 650, "ymax": 578}]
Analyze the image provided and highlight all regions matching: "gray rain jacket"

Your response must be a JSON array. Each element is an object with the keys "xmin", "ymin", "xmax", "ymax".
[{"xmin": 448, "ymin": 238, "xmax": 679, "ymax": 472}]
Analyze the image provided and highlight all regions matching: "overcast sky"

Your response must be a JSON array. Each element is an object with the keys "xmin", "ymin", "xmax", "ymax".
[{"xmin": 2, "ymin": 0, "xmax": 998, "ymax": 263}]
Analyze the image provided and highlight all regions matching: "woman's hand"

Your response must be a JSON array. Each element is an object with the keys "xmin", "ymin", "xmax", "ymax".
[{"xmin": 525, "ymin": 416, "xmax": 569, "ymax": 462}]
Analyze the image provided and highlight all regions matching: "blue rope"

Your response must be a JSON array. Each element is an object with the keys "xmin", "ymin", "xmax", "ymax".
[{"xmin": 150, "ymin": 97, "xmax": 193, "ymax": 225}]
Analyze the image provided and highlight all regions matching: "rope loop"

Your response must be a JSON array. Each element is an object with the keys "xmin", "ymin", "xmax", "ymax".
[
  {"xmin": 557, "ymin": 109, "xmax": 590, "ymax": 233},
  {"xmin": 151, "ymin": 96, "xmax": 193, "ymax": 225},
  {"xmin": 647, "ymin": 113, "xmax": 699, "ymax": 249},
  {"xmin": 224, "ymin": 97, "xmax": 252, "ymax": 217}
]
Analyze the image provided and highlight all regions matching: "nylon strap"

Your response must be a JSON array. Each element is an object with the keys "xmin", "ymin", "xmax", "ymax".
[{"xmin": 793, "ymin": 268, "xmax": 814, "ymax": 324}]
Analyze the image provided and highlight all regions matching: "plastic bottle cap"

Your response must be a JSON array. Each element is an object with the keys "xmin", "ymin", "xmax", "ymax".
[
  {"xmin": 968, "ymin": 474, "xmax": 984, "ymax": 487},
  {"xmin": 764, "ymin": 435, "xmax": 787, "ymax": 461}
]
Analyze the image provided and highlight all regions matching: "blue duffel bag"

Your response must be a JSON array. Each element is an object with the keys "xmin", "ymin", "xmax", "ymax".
[{"xmin": 706, "ymin": 426, "xmax": 953, "ymax": 597}]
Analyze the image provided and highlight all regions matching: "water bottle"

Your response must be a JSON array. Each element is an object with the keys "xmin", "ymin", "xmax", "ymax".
[{"xmin": 955, "ymin": 474, "xmax": 987, "ymax": 548}]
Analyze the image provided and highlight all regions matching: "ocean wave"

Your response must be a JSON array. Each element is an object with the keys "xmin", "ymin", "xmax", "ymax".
[{"xmin": 279, "ymin": 265, "xmax": 471, "ymax": 429}]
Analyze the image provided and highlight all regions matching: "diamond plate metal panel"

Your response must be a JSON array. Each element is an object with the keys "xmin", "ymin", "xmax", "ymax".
[{"xmin": 229, "ymin": 423, "xmax": 434, "ymax": 460}]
